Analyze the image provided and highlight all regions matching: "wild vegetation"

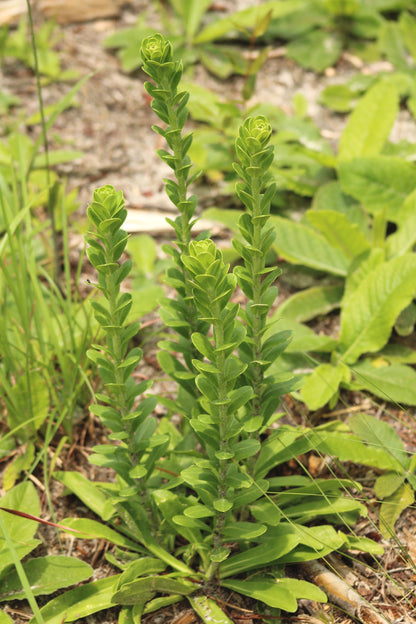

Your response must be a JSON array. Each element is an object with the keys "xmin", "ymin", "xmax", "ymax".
[{"xmin": 1, "ymin": 1, "xmax": 416, "ymax": 623}]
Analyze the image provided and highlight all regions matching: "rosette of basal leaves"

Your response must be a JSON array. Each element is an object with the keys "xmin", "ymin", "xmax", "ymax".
[
  {"xmin": 233, "ymin": 117, "xmax": 293, "ymax": 434},
  {"xmin": 181, "ymin": 240, "xmax": 260, "ymax": 573},
  {"xmin": 141, "ymin": 33, "xmax": 208, "ymax": 396},
  {"xmin": 85, "ymin": 185, "xmax": 167, "ymax": 505}
]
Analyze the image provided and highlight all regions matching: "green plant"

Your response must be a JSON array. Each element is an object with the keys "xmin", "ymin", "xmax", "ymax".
[
  {"xmin": 263, "ymin": 0, "xmax": 416, "ymax": 72},
  {"xmin": 0, "ymin": 16, "xmax": 77, "ymax": 81},
  {"xmin": 208, "ymin": 77, "xmax": 416, "ymax": 410},
  {"xmin": 104, "ymin": 0, "xmax": 297, "ymax": 79},
  {"xmin": 320, "ymin": 10, "xmax": 416, "ymax": 118},
  {"xmin": 0, "ymin": 482, "xmax": 93, "ymax": 623},
  {"xmin": 42, "ymin": 34, "xmax": 382, "ymax": 624}
]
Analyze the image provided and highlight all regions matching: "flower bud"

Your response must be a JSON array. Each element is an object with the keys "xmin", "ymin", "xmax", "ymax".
[{"xmin": 140, "ymin": 33, "xmax": 173, "ymax": 65}]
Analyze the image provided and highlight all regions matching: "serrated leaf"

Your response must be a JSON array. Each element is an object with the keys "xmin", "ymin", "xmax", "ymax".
[
  {"xmin": 338, "ymin": 80, "xmax": 399, "ymax": 161},
  {"xmin": 339, "ymin": 254, "xmax": 416, "ymax": 364}
]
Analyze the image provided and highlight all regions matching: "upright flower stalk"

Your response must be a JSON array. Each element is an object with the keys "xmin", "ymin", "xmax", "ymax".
[
  {"xmin": 233, "ymin": 117, "xmax": 291, "ymax": 435},
  {"xmin": 85, "ymin": 185, "xmax": 165, "ymax": 520},
  {"xmin": 140, "ymin": 34, "xmax": 206, "ymax": 383}
]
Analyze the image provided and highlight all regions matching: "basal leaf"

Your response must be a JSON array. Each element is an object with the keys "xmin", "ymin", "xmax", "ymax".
[
  {"xmin": 219, "ymin": 525, "xmax": 300, "ymax": 578},
  {"xmin": 278, "ymin": 285, "xmax": 344, "ymax": 323},
  {"xmin": 188, "ymin": 595, "xmax": 234, "ymax": 624},
  {"xmin": 222, "ymin": 577, "xmax": 298, "ymax": 611},
  {"xmin": 0, "ymin": 556, "xmax": 92, "ymax": 601},
  {"xmin": 301, "ymin": 362, "xmax": 350, "ymax": 410},
  {"xmin": 339, "ymin": 254, "xmax": 416, "ymax": 364},
  {"xmin": 31, "ymin": 575, "xmax": 121, "ymax": 624},
  {"xmin": 338, "ymin": 80, "xmax": 399, "ymax": 161},
  {"xmin": 374, "ymin": 472, "xmax": 405, "ymax": 499},
  {"xmin": 112, "ymin": 576, "xmax": 196, "ymax": 605},
  {"xmin": 306, "ymin": 210, "xmax": 370, "ymax": 260},
  {"xmin": 287, "ymin": 30, "xmax": 342, "ymax": 72},
  {"xmin": 349, "ymin": 413, "xmax": 408, "ymax": 468},
  {"xmin": 379, "ymin": 483, "xmax": 414, "ymax": 539},
  {"xmin": 338, "ymin": 156, "xmax": 416, "ymax": 216},
  {"xmin": 350, "ymin": 360, "xmax": 416, "ymax": 406},
  {"xmin": 270, "ymin": 216, "xmax": 350, "ymax": 276},
  {"xmin": 60, "ymin": 518, "xmax": 142, "ymax": 551}
]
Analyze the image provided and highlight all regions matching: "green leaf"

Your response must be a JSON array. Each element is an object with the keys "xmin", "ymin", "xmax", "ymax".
[
  {"xmin": 0, "ymin": 556, "xmax": 92, "ymax": 601},
  {"xmin": 348, "ymin": 413, "xmax": 408, "ymax": 468},
  {"xmin": 213, "ymin": 498, "xmax": 233, "ymax": 513},
  {"xmin": 287, "ymin": 30, "xmax": 342, "ymax": 72},
  {"xmin": 220, "ymin": 526, "xmax": 300, "ymax": 578},
  {"xmin": 112, "ymin": 576, "xmax": 196, "ymax": 605},
  {"xmin": 223, "ymin": 522, "xmax": 267, "ymax": 541},
  {"xmin": 374, "ymin": 472, "xmax": 405, "ymax": 499},
  {"xmin": 301, "ymin": 362, "xmax": 350, "ymax": 410},
  {"xmin": 278, "ymin": 285, "xmax": 344, "ymax": 322},
  {"xmin": 0, "ymin": 482, "xmax": 39, "ymax": 543},
  {"xmin": 306, "ymin": 210, "xmax": 370, "ymax": 260},
  {"xmin": 32, "ymin": 575, "xmax": 121, "ymax": 624},
  {"xmin": 55, "ymin": 472, "xmax": 116, "ymax": 520},
  {"xmin": 0, "ymin": 611, "xmax": 13, "ymax": 624},
  {"xmin": 379, "ymin": 483, "xmax": 414, "ymax": 539},
  {"xmin": 339, "ymin": 254, "xmax": 416, "ymax": 364},
  {"xmin": 170, "ymin": 0, "xmax": 211, "ymax": 40},
  {"xmin": 270, "ymin": 216, "xmax": 350, "ymax": 276},
  {"xmin": 194, "ymin": 1, "xmax": 305, "ymax": 44},
  {"xmin": 386, "ymin": 190, "xmax": 416, "ymax": 258},
  {"xmin": 221, "ymin": 577, "xmax": 296, "ymax": 611},
  {"xmin": 350, "ymin": 360, "xmax": 416, "ymax": 406},
  {"xmin": 60, "ymin": 518, "xmax": 142, "ymax": 551},
  {"xmin": 338, "ymin": 156, "xmax": 416, "ymax": 215},
  {"xmin": 338, "ymin": 80, "xmax": 399, "ymax": 161},
  {"xmin": 188, "ymin": 595, "xmax": 234, "ymax": 624}
]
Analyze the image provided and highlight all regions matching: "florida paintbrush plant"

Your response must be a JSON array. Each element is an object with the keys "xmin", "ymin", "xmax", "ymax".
[{"xmin": 50, "ymin": 33, "xmax": 382, "ymax": 624}]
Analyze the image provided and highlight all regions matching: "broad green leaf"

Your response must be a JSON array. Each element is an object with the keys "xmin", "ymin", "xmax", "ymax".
[
  {"xmin": 60, "ymin": 518, "xmax": 142, "ymax": 551},
  {"xmin": 129, "ymin": 285, "xmax": 164, "ymax": 320},
  {"xmin": 379, "ymin": 483, "xmax": 414, "ymax": 539},
  {"xmin": 268, "ymin": 317, "xmax": 337, "ymax": 353},
  {"xmin": 338, "ymin": 80, "xmax": 399, "ymax": 161},
  {"xmin": 350, "ymin": 360, "xmax": 416, "ymax": 406},
  {"xmin": 0, "ymin": 556, "xmax": 92, "ymax": 601},
  {"xmin": 8, "ymin": 371, "xmax": 49, "ymax": 434},
  {"xmin": 222, "ymin": 577, "xmax": 297, "ymax": 611},
  {"xmin": 386, "ymin": 190, "xmax": 416, "ymax": 258},
  {"xmin": 301, "ymin": 362, "xmax": 350, "ymax": 410},
  {"xmin": 223, "ymin": 522, "xmax": 267, "ymax": 541},
  {"xmin": 278, "ymin": 285, "xmax": 343, "ymax": 323},
  {"xmin": 188, "ymin": 595, "xmax": 234, "ymax": 624},
  {"xmin": 349, "ymin": 413, "xmax": 408, "ymax": 468},
  {"xmin": 338, "ymin": 156, "xmax": 416, "ymax": 215},
  {"xmin": 271, "ymin": 216, "xmax": 350, "ymax": 276},
  {"xmin": 306, "ymin": 210, "xmax": 370, "ymax": 260},
  {"xmin": 219, "ymin": 525, "xmax": 300, "ymax": 578},
  {"xmin": 311, "ymin": 181, "xmax": 367, "ymax": 232},
  {"xmin": 400, "ymin": 11, "xmax": 416, "ymax": 62},
  {"xmin": 319, "ymin": 83, "xmax": 359, "ymax": 112},
  {"xmin": 310, "ymin": 431, "xmax": 403, "ymax": 472},
  {"xmin": 31, "ymin": 575, "xmax": 121, "ymax": 624},
  {"xmin": 344, "ymin": 535, "xmax": 384, "ymax": 555},
  {"xmin": 339, "ymin": 254, "xmax": 416, "ymax": 363},
  {"xmin": 0, "ymin": 611, "xmax": 12, "ymax": 624},
  {"xmin": 112, "ymin": 576, "xmax": 196, "ymax": 605},
  {"xmin": 194, "ymin": 1, "xmax": 304, "ymax": 44},
  {"xmin": 0, "ymin": 482, "xmax": 39, "ymax": 543},
  {"xmin": 375, "ymin": 472, "xmax": 405, "ymax": 499},
  {"xmin": 287, "ymin": 30, "xmax": 342, "ymax": 72},
  {"xmin": 277, "ymin": 524, "xmax": 347, "ymax": 563}
]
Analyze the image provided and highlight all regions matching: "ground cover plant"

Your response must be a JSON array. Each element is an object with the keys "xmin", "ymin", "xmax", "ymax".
[{"xmin": 1, "ymin": 2, "xmax": 416, "ymax": 623}]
